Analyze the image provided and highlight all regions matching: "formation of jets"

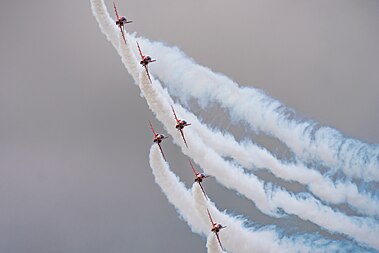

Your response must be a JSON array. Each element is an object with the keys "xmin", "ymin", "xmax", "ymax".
[{"xmin": 113, "ymin": 2, "xmax": 226, "ymax": 251}]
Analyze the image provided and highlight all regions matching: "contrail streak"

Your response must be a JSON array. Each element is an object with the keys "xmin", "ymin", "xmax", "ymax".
[
  {"xmin": 193, "ymin": 183, "xmax": 369, "ymax": 253},
  {"xmin": 91, "ymin": 7, "xmax": 378, "ymax": 217},
  {"xmin": 158, "ymin": 95, "xmax": 379, "ymax": 218},
  {"xmin": 149, "ymin": 144, "xmax": 207, "ymax": 234},
  {"xmin": 90, "ymin": 0, "xmax": 379, "ymax": 251},
  {"xmin": 133, "ymin": 37, "xmax": 379, "ymax": 183},
  {"xmin": 125, "ymin": 32, "xmax": 379, "ymax": 218},
  {"xmin": 149, "ymin": 145, "xmax": 280, "ymax": 253},
  {"xmin": 136, "ymin": 57, "xmax": 379, "ymax": 250},
  {"xmin": 193, "ymin": 183, "xmax": 281, "ymax": 253},
  {"xmin": 119, "ymin": 35, "xmax": 140, "ymax": 82},
  {"xmin": 151, "ymin": 145, "xmax": 365, "ymax": 252},
  {"xmin": 137, "ymin": 69, "xmax": 274, "ymax": 216},
  {"xmin": 121, "ymin": 30, "xmax": 379, "ymax": 218},
  {"xmin": 130, "ymin": 37, "xmax": 379, "ymax": 218},
  {"xmin": 115, "ymin": 28, "xmax": 379, "ymax": 248},
  {"xmin": 90, "ymin": 0, "xmax": 119, "ymax": 49}
]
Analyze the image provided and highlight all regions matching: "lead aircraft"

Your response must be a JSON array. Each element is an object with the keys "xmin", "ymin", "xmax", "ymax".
[{"xmin": 113, "ymin": 2, "xmax": 132, "ymax": 44}]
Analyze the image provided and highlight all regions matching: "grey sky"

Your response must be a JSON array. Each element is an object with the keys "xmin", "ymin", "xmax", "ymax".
[{"xmin": 0, "ymin": 0, "xmax": 378, "ymax": 252}]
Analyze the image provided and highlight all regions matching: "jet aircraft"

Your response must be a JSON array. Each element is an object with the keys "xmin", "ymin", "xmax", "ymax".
[
  {"xmin": 137, "ymin": 41, "xmax": 156, "ymax": 83},
  {"xmin": 189, "ymin": 160, "xmax": 209, "ymax": 199},
  {"xmin": 207, "ymin": 209, "xmax": 226, "ymax": 251},
  {"xmin": 171, "ymin": 105, "xmax": 191, "ymax": 147},
  {"xmin": 149, "ymin": 120, "xmax": 168, "ymax": 160},
  {"xmin": 113, "ymin": 2, "xmax": 132, "ymax": 44}
]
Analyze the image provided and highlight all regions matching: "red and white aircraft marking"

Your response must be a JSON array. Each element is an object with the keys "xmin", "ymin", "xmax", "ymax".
[
  {"xmin": 149, "ymin": 120, "xmax": 168, "ymax": 161},
  {"xmin": 171, "ymin": 105, "xmax": 191, "ymax": 148},
  {"xmin": 207, "ymin": 209, "xmax": 226, "ymax": 251},
  {"xmin": 137, "ymin": 42, "xmax": 156, "ymax": 84},
  {"xmin": 113, "ymin": 2, "xmax": 132, "ymax": 45},
  {"xmin": 189, "ymin": 160, "xmax": 209, "ymax": 199}
]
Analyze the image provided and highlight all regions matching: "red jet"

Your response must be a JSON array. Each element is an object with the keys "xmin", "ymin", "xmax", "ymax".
[
  {"xmin": 207, "ymin": 209, "xmax": 226, "ymax": 251},
  {"xmin": 137, "ymin": 41, "xmax": 156, "ymax": 84},
  {"xmin": 189, "ymin": 160, "xmax": 209, "ymax": 199},
  {"xmin": 149, "ymin": 120, "xmax": 168, "ymax": 161},
  {"xmin": 171, "ymin": 105, "xmax": 191, "ymax": 148},
  {"xmin": 113, "ymin": 2, "xmax": 132, "ymax": 44}
]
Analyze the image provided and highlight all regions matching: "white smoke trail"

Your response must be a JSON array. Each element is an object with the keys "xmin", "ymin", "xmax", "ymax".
[
  {"xmin": 192, "ymin": 184, "xmax": 280, "ymax": 253},
  {"xmin": 149, "ymin": 145, "xmax": 287, "ymax": 253},
  {"xmin": 90, "ymin": 0, "xmax": 379, "ymax": 219},
  {"xmin": 128, "ymin": 31, "xmax": 379, "ymax": 218},
  {"xmin": 131, "ymin": 38, "xmax": 379, "ymax": 219},
  {"xmin": 137, "ymin": 69, "xmax": 275, "ymax": 216},
  {"xmin": 166, "ymin": 98, "xmax": 379, "ymax": 218},
  {"xmin": 151, "ymin": 146, "xmax": 365, "ymax": 252},
  {"xmin": 266, "ymin": 188, "xmax": 379, "ymax": 250},
  {"xmin": 133, "ymin": 37, "xmax": 379, "ymax": 183},
  {"xmin": 118, "ymin": 35, "xmax": 140, "ymax": 82},
  {"xmin": 91, "ymin": 0, "xmax": 379, "ymax": 184},
  {"xmin": 149, "ymin": 144, "xmax": 207, "ymax": 234},
  {"xmin": 119, "ymin": 29, "xmax": 379, "ymax": 221},
  {"xmin": 114, "ymin": 25, "xmax": 379, "ymax": 218},
  {"xmin": 131, "ymin": 44, "xmax": 379, "ymax": 248},
  {"xmin": 90, "ymin": 0, "xmax": 119, "ymax": 49},
  {"xmin": 192, "ymin": 183, "xmax": 369, "ymax": 253},
  {"xmin": 136, "ymin": 60, "xmax": 379, "ymax": 250},
  {"xmin": 119, "ymin": 30, "xmax": 379, "ymax": 248},
  {"xmin": 91, "ymin": 0, "xmax": 379, "ymax": 249}
]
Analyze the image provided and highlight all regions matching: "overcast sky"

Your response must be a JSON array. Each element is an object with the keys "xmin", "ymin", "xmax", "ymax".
[{"xmin": 0, "ymin": 0, "xmax": 378, "ymax": 252}]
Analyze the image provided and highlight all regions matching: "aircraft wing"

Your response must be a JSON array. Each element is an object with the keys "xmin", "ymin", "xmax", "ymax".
[
  {"xmin": 113, "ymin": 2, "xmax": 120, "ymax": 19},
  {"xmin": 215, "ymin": 232, "xmax": 224, "ymax": 251},
  {"xmin": 157, "ymin": 142, "xmax": 166, "ymax": 161},
  {"xmin": 136, "ymin": 41, "xmax": 144, "ymax": 58},
  {"xmin": 144, "ymin": 65, "xmax": 152, "ymax": 84},
  {"xmin": 179, "ymin": 128, "xmax": 189, "ymax": 148},
  {"xmin": 198, "ymin": 182, "xmax": 208, "ymax": 200},
  {"xmin": 171, "ymin": 105, "xmax": 179, "ymax": 122},
  {"xmin": 189, "ymin": 160, "xmax": 197, "ymax": 175},
  {"xmin": 148, "ymin": 120, "xmax": 157, "ymax": 136},
  {"xmin": 207, "ymin": 209, "xmax": 214, "ymax": 225},
  {"xmin": 119, "ymin": 27, "xmax": 127, "ymax": 45}
]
